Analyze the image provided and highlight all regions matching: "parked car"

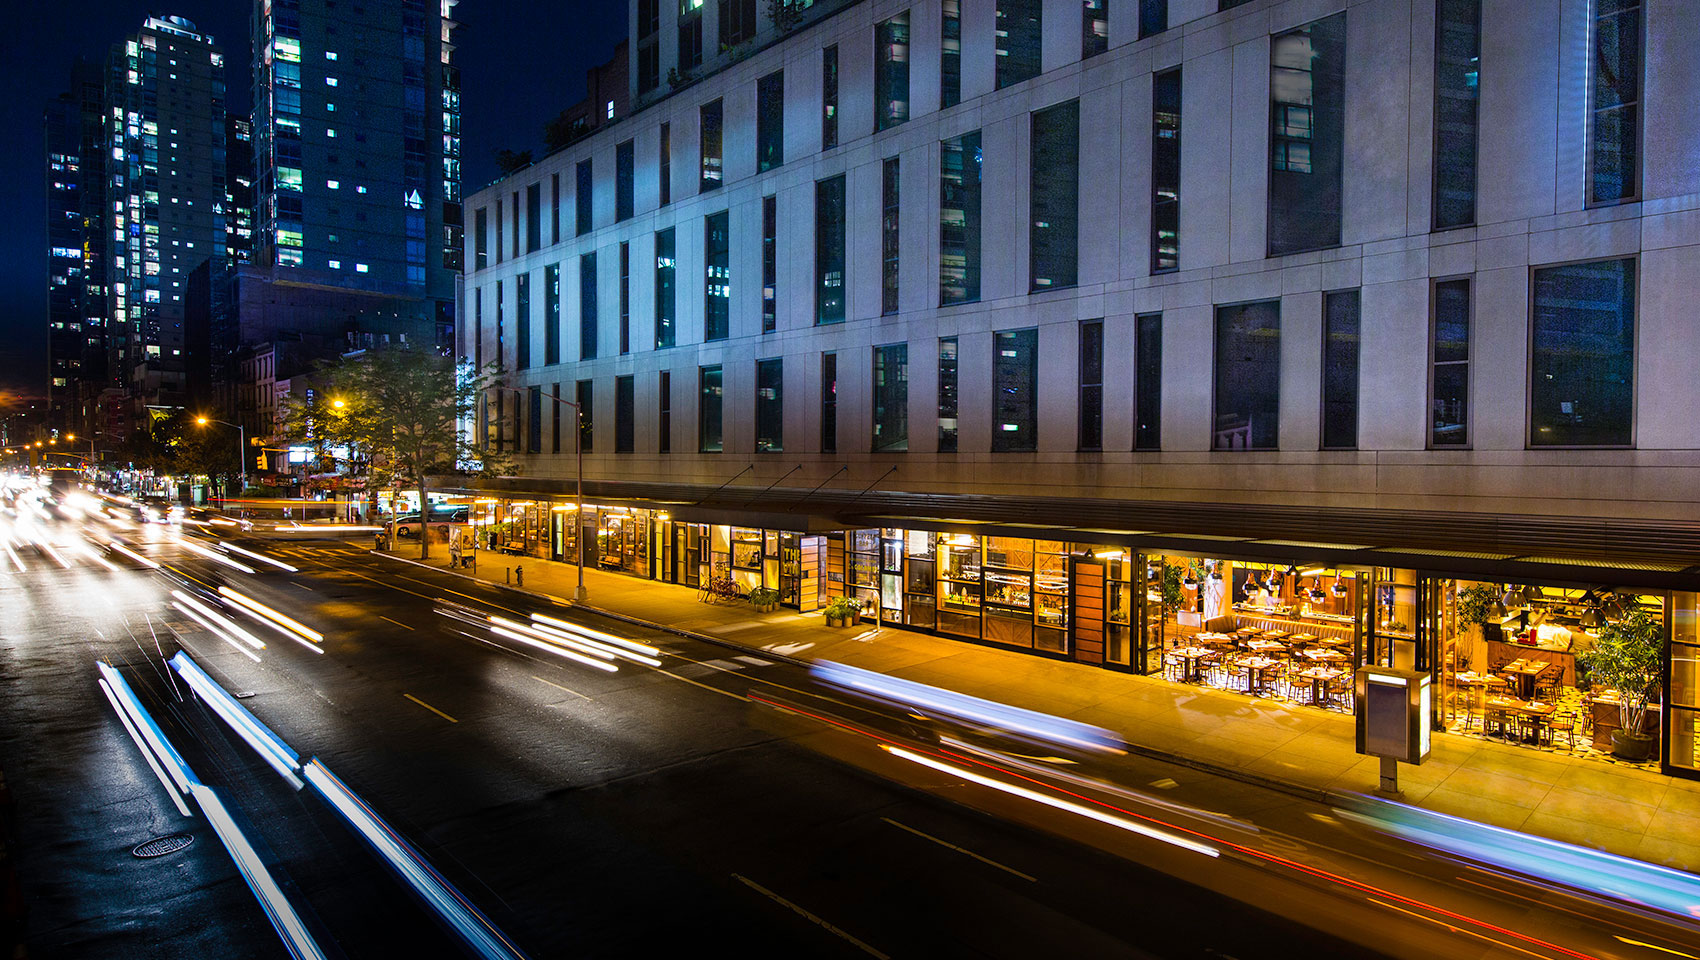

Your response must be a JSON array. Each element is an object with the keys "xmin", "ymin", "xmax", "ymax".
[{"xmin": 390, "ymin": 508, "xmax": 468, "ymax": 538}]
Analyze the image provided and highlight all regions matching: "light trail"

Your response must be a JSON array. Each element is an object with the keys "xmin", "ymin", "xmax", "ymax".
[
  {"xmin": 218, "ymin": 541, "xmax": 298, "ymax": 572},
  {"xmin": 168, "ymin": 652, "xmax": 302, "ymax": 789},
  {"xmin": 176, "ymin": 537, "xmax": 257, "ymax": 574},
  {"xmin": 489, "ymin": 625, "xmax": 619, "ymax": 673},
  {"xmin": 108, "ymin": 540, "xmax": 160, "ymax": 569},
  {"xmin": 218, "ymin": 586, "xmax": 324, "ymax": 646}
]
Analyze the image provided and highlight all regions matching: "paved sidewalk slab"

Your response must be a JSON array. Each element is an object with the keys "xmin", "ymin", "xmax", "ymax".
[{"xmin": 375, "ymin": 546, "xmax": 1700, "ymax": 874}]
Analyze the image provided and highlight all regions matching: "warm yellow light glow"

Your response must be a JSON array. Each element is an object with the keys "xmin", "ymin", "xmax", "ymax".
[
  {"xmin": 196, "ymin": 417, "xmax": 209, "ymax": 425},
  {"xmin": 332, "ymin": 399, "xmax": 346, "ymax": 409}
]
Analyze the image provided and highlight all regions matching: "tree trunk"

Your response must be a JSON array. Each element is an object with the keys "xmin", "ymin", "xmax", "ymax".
[{"xmin": 417, "ymin": 477, "xmax": 430, "ymax": 560}]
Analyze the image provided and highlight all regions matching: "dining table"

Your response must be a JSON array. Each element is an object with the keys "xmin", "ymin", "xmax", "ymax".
[
  {"xmin": 1484, "ymin": 695, "xmax": 1557, "ymax": 744},
  {"xmin": 1498, "ymin": 659, "xmax": 1552, "ymax": 700},
  {"xmin": 1300, "ymin": 648, "xmax": 1349, "ymax": 664},
  {"xmin": 1170, "ymin": 645, "xmax": 1216, "ymax": 682},
  {"xmin": 1295, "ymin": 665, "xmax": 1345, "ymax": 705},
  {"xmin": 1245, "ymin": 638, "xmax": 1287, "ymax": 655},
  {"xmin": 1239, "ymin": 655, "xmax": 1283, "ymax": 695}
]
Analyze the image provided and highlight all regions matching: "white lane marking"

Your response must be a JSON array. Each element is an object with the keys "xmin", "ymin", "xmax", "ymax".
[
  {"xmin": 732, "ymin": 874, "xmax": 889, "ymax": 960},
  {"xmin": 879, "ymin": 817, "xmax": 1036, "ymax": 882},
  {"xmin": 733, "ymin": 655, "xmax": 772, "ymax": 667},
  {"xmin": 531, "ymin": 675, "xmax": 593, "ymax": 701}
]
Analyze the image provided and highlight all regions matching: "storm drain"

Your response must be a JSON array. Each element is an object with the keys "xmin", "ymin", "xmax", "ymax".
[{"xmin": 132, "ymin": 834, "xmax": 193, "ymax": 859}]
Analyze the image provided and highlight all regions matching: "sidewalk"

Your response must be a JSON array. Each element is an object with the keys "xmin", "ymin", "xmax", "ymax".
[{"xmin": 380, "ymin": 546, "xmax": 1700, "ymax": 875}]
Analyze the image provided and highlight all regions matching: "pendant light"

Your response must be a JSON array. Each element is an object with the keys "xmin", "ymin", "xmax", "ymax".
[
  {"xmin": 1580, "ymin": 607, "xmax": 1604, "ymax": 629},
  {"xmin": 1331, "ymin": 576, "xmax": 1347, "ymax": 597}
]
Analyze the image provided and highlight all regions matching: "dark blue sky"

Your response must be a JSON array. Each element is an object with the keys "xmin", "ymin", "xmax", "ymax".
[{"xmin": 0, "ymin": 0, "xmax": 625, "ymax": 409}]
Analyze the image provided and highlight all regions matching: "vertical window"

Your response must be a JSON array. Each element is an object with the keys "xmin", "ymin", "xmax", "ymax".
[
  {"xmin": 494, "ymin": 201, "xmax": 503, "ymax": 262},
  {"xmin": 550, "ymin": 174, "xmax": 560, "ymax": 243},
  {"xmin": 993, "ymin": 329, "xmax": 1038, "ymax": 452},
  {"xmin": 654, "ymin": 228, "xmax": 676, "ymax": 348},
  {"xmin": 528, "ymin": 386, "xmax": 543, "ymax": 453},
  {"xmin": 1268, "ymin": 14, "xmax": 1346, "ymax": 256},
  {"xmin": 1321, "ymin": 290, "xmax": 1360, "ymax": 449},
  {"xmin": 512, "ymin": 191, "xmax": 520, "ymax": 255},
  {"xmin": 719, "ymin": 0, "xmax": 757, "ymax": 46},
  {"xmin": 678, "ymin": 12, "xmax": 702, "ymax": 70},
  {"xmin": 1430, "ymin": 278, "xmax": 1470, "ymax": 447},
  {"xmin": 872, "ymin": 344, "xmax": 909, "ymax": 452},
  {"xmin": 495, "ymin": 281, "xmax": 505, "ymax": 370},
  {"xmin": 704, "ymin": 211, "xmax": 730, "ymax": 341},
  {"xmin": 474, "ymin": 207, "xmax": 487, "ymax": 268},
  {"xmin": 699, "ymin": 365, "xmax": 723, "ymax": 452},
  {"xmin": 1531, "ymin": 259, "xmax": 1635, "ymax": 447},
  {"xmin": 526, "ymin": 183, "xmax": 541, "ymax": 252},
  {"xmin": 473, "ymin": 287, "xmax": 483, "ymax": 366},
  {"xmin": 821, "ymin": 46, "xmax": 840, "ymax": 149},
  {"xmin": 940, "ymin": 1, "xmax": 962, "ymax": 109},
  {"xmin": 1135, "ymin": 313, "xmax": 1162, "ymax": 450},
  {"xmin": 618, "ymin": 242, "xmax": 631, "ymax": 355},
  {"xmin": 940, "ymin": 131, "xmax": 982, "ymax": 305},
  {"xmin": 699, "ymin": 99, "xmax": 723, "ymax": 192},
  {"xmin": 1079, "ymin": 321, "xmax": 1103, "ymax": 451},
  {"xmin": 552, "ymin": 383, "xmax": 562, "ymax": 453},
  {"xmin": 881, "ymin": 158, "xmax": 900, "ymax": 315},
  {"xmin": 1433, "ymin": 0, "xmax": 1480, "ymax": 229},
  {"xmin": 516, "ymin": 273, "xmax": 532, "ymax": 370},
  {"xmin": 1140, "ymin": 0, "xmax": 1167, "ymax": 39},
  {"xmin": 544, "ymin": 263, "xmax": 560, "ymax": 365},
  {"xmin": 821, "ymin": 352, "xmax": 839, "ymax": 453},
  {"xmin": 615, "ymin": 375, "xmax": 635, "ymax": 453},
  {"xmin": 576, "ymin": 379, "xmax": 594, "ymax": 453},
  {"xmin": 757, "ymin": 70, "xmax": 784, "ymax": 171},
  {"xmin": 638, "ymin": 40, "xmax": 660, "ymax": 94},
  {"xmin": 875, "ymin": 12, "xmax": 911, "ymax": 133},
  {"xmin": 815, "ymin": 175, "xmax": 846, "ymax": 324},
  {"xmin": 1589, "ymin": 0, "xmax": 1641, "ymax": 204},
  {"xmin": 937, "ymin": 338, "xmax": 959, "ymax": 452},
  {"xmin": 616, "ymin": 140, "xmax": 635, "ymax": 222},
  {"xmin": 575, "ymin": 159, "xmax": 592, "ymax": 237},
  {"xmin": 1151, "ymin": 68, "xmax": 1181, "ymax": 273},
  {"xmin": 1083, "ymin": 1, "xmax": 1108, "ymax": 58},
  {"xmin": 1213, "ymin": 301, "xmax": 1281, "ymax": 451},
  {"xmin": 579, "ymin": 252, "xmax": 598, "ymax": 360},
  {"xmin": 659, "ymin": 370, "xmax": 672, "ymax": 453},
  {"xmin": 659, "ymin": 122, "xmax": 672, "ymax": 206},
  {"xmin": 756, "ymin": 358, "xmax": 784, "ymax": 452},
  {"xmin": 762, "ymin": 196, "xmax": 777, "ymax": 333},
  {"xmin": 996, "ymin": 0, "xmax": 1042, "ymax": 90},
  {"xmin": 1030, "ymin": 100, "xmax": 1079, "ymax": 291}
]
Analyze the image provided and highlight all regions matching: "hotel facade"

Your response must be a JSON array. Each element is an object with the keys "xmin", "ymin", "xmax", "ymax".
[{"xmin": 455, "ymin": 0, "xmax": 1700, "ymax": 778}]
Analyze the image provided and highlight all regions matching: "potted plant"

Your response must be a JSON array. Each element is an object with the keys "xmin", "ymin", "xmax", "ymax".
[
  {"xmin": 1578, "ymin": 608, "xmax": 1663, "ymax": 761},
  {"xmin": 748, "ymin": 587, "xmax": 780, "ymax": 614},
  {"xmin": 823, "ymin": 597, "xmax": 856, "ymax": 628}
]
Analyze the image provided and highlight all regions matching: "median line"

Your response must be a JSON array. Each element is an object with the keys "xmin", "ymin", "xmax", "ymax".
[
  {"xmin": 880, "ymin": 817, "xmax": 1036, "ymax": 882},
  {"xmin": 531, "ymin": 675, "xmax": 592, "ymax": 701},
  {"xmin": 403, "ymin": 693, "xmax": 458, "ymax": 723},
  {"xmin": 379, "ymin": 616, "xmax": 415, "ymax": 631},
  {"xmin": 732, "ymin": 873, "xmax": 888, "ymax": 959}
]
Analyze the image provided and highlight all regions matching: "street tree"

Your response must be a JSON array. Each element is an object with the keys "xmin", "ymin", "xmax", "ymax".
[{"xmin": 276, "ymin": 348, "xmax": 510, "ymax": 559}]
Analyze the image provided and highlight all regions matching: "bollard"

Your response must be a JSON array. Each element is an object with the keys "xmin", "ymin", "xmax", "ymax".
[
  {"xmin": 505, "ymin": 567, "xmax": 511, "ymax": 584},
  {"xmin": 515, "ymin": 565, "xmax": 523, "ymax": 587}
]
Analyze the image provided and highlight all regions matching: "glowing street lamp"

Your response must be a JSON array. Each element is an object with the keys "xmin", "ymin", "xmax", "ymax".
[{"xmin": 196, "ymin": 417, "xmax": 248, "ymax": 500}]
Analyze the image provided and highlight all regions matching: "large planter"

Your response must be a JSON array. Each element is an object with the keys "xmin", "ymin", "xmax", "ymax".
[
  {"xmin": 826, "ymin": 616, "xmax": 845, "ymax": 628},
  {"xmin": 1610, "ymin": 729, "xmax": 1656, "ymax": 762}
]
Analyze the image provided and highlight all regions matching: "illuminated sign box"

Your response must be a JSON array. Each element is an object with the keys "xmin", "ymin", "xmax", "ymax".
[{"xmin": 1354, "ymin": 666, "xmax": 1431, "ymax": 764}]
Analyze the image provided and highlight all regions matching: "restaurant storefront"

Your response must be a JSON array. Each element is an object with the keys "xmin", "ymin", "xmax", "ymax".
[{"xmin": 450, "ymin": 491, "xmax": 1698, "ymax": 781}]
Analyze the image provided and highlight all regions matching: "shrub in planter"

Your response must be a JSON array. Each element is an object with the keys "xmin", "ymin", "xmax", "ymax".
[
  {"xmin": 823, "ymin": 597, "xmax": 859, "ymax": 627},
  {"xmin": 748, "ymin": 587, "xmax": 781, "ymax": 613},
  {"xmin": 1579, "ymin": 608, "xmax": 1663, "ymax": 761}
]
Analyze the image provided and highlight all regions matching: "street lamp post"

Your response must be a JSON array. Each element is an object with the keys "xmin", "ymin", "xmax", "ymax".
[
  {"xmin": 497, "ymin": 386, "xmax": 586, "ymax": 602},
  {"xmin": 195, "ymin": 417, "xmax": 247, "ymax": 502}
]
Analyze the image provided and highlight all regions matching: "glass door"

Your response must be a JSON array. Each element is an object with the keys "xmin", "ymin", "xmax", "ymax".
[{"xmin": 1670, "ymin": 591, "xmax": 1699, "ymax": 777}]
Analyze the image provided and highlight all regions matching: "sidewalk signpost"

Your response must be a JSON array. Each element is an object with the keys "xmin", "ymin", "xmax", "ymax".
[
  {"xmin": 497, "ymin": 385, "xmax": 586, "ymax": 602},
  {"xmin": 1354, "ymin": 665, "xmax": 1432, "ymax": 795}
]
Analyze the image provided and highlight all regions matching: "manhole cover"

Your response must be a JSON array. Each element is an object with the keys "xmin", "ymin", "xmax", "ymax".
[{"xmin": 132, "ymin": 834, "xmax": 193, "ymax": 859}]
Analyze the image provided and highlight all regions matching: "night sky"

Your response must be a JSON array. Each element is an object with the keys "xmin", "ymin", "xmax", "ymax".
[{"xmin": 0, "ymin": 0, "xmax": 625, "ymax": 410}]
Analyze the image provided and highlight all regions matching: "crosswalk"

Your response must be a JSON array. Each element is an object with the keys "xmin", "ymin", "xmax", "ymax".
[{"xmin": 267, "ymin": 545, "xmax": 360, "ymax": 559}]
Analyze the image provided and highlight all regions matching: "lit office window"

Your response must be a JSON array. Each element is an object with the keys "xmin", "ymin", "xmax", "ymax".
[
  {"xmin": 993, "ymin": 329, "xmax": 1038, "ymax": 452},
  {"xmin": 757, "ymin": 70, "xmax": 784, "ymax": 171},
  {"xmin": 616, "ymin": 139, "xmax": 634, "ymax": 222},
  {"xmin": 940, "ymin": 1, "xmax": 962, "ymax": 108},
  {"xmin": 699, "ymin": 365, "xmax": 723, "ymax": 452},
  {"xmin": 1321, "ymin": 290, "xmax": 1360, "ymax": 449},
  {"xmin": 1433, "ymin": 0, "xmax": 1480, "ymax": 229},
  {"xmin": 881, "ymin": 158, "xmax": 900, "ymax": 315},
  {"xmin": 996, "ymin": 0, "xmax": 1042, "ymax": 90},
  {"xmin": 699, "ymin": 99, "xmax": 723, "ymax": 192},
  {"xmin": 1135, "ymin": 313, "xmax": 1162, "ymax": 450},
  {"xmin": 575, "ymin": 159, "xmax": 592, "ymax": 237},
  {"xmin": 756, "ymin": 357, "xmax": 784, "ymax": 452},
  {"xmin": 1083, "ymin": 0, "xmax": 1108, "ymax": 58},
  {"xmin": 1589, "ymin": 0, "xmax": 1640, "ymax": 203},
  {"xmin": 875, "ymin": 12, "xmax": 910, "ymax": 132},
  {"xmin": 1030, "ymin": 100, "xmax": 1079, "ymax": 290},
  {"xmin": 615, "ymin": 375, "xmax": 635, "ymax": 453},
  {"xmin": 1268, "ymin": 13, "xmax": 1346, "ymax": 256},
  {"xmin": 762, "ymin": 196, "xmax": 777, "ymax": 333},
  {"xmin": 544, "ymin": 263, "xmax": 560, "ymax": 365},
  {"xmin": 654, "ymin": 228, "xmax": 676, "ymax": 348},
  {"xmin": 1079, "ymin": 320, "xmax": 1103, "ymax": 451},
  {"xmin": 940, "ymin": 131, "xmax": 982, "ymax": 305},
  {"xmin": 937, "ymin": 338, "xmax": 959, "ymax": 452},
  {"xmin": 704, "ymin": 211, "xmax": 730, "ymax": 341},
  {"xmin": 815, "ymin": 176, "xmax": 846, "ymax": 324},
  {"xmin": 1531, "ymin": 259, "xmax": 1635, "ymax": 446},
  {"xmin": 1151, "ymin": 69, "xmax": 1181, "ymax": 273},
  {"xmin": 1430, "ymin": 278, "xmax": 1470, "ymax": 447},
  {"xmin": 821, "ymin": 46, "xmax": 839, "ymax": 148},
  {"xmin": 872, "ymin": 344, "xmax": 909, "ymax": 452},
  {"xmin": 579, "ymin": 252, "xmax": 598, "ymax": 360},
  {"xmin": 1214, "ymin": 301, "xmax": 1281, "ymax": 451}
]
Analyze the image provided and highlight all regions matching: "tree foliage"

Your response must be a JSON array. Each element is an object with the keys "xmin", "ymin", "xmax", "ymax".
[
  {"xmin": 119, "ymin": 409, "xmax": 240, "ymax": 493},
  {"xmin": 493, "ymin": 148, "xmax": 534, "ymax": 175},
  {"xmin": 275, "ymin": 349, "xmax": 511, "ymax": 558},
  {"xmin": 543, "ymin": 111, "xmax": 593, "ymax": 153},
  {"xmin": 1578, "ymin": 607, "xmax": 1664, "ymax": 736}
]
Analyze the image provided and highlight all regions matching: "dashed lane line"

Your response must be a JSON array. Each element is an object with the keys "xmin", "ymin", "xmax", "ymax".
[
  {"xmin": 879, "ymin": 817, "xmax": 1037, "ymax": 882},
  {"xmin": 403, "ymin": 693, "xmax": 458, "ymax": 723},
  {"xmin": 732, "ymin": 874, "xmax": 889, "ymax": 960}
]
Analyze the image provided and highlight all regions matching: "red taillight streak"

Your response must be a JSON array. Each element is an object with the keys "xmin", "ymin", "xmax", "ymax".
[{"xmin": 749, "ymin": 694, "xmax": 1599, "ymax": 960}]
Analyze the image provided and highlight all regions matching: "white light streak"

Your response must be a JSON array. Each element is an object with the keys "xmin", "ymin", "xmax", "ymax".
[
  {"xmin": 169, "ymin": 653, "xmax": 302, "ymax": 789},
  {"xmin": 189, "ymin": 783, "xmax": 329, "ymax": 960},
  {"xmin": 217, "ymin": 541, "xmax": 299, "ymax": 572},
  {"xmin": 172, "ymin": 601, "xmax": 263, "ymax": 663},
  {"xmin": 109, "ymin": 540, "xmax": 159, "ymax": 568},
  {"xmin": 489, "ymin": 625, "xmax": 619, "ymax": 673},
  {"xmin": 177, "ymin": 537, "xmax": 256, "ymax": 573},
  {"xmin": 219, "ymin": 586, "xmax": 324, "ymax": 645}
]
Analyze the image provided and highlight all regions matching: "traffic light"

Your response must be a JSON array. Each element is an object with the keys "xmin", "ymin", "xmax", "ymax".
[{"xmin": 256, "ymin": 453, "xmax": 267, "ymax": 470}]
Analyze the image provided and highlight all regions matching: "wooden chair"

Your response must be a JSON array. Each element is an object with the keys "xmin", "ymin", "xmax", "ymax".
[{"xmin": 1546, "ymin": 711, "xmax": 1579, "ymax": 751}]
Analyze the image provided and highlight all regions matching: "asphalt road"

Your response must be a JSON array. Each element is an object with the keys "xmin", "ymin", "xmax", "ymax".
[{"xmin": 3, "ymin": 507, "xmax": 1696, "ymax": 960}]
